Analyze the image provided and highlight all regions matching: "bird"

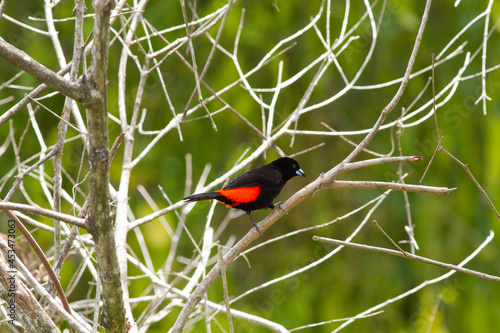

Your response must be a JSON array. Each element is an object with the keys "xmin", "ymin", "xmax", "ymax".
[{"xmin": 183, "ymin": 157, "xmax": 305, "ymax": 233}]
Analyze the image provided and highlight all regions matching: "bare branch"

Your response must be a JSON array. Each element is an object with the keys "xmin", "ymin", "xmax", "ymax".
[
  {"xmin": 341, "ymin": 0, "xmax": 433, "ymax": 164},
  {"xmin": 0, "ymin": 201, "xmax": 86, "ymax": 227},
  {"xmin": 331, "ymin": 230, "xmax": 496, "ymax": 332},
  {"xmin": 474, "ymin": 0, "xmax": 494, "ymax": 114},
  {"xmin": 218, "ymin": 246, "xmax": 234, "ymax": 333},
  {"xmin": 326, "ymin": 180, "xmax": 455, "ymax": 196},
  {"xmin": 313, "ymin": 234, "xmax": 500, "ymax": 282},
  {"xmin": 0, "ymin": 37, "xmax": 87, "ymax": 102},
  {"xmin": 84, "ymin": 0, "xmax": 125, "ymax": 331}
]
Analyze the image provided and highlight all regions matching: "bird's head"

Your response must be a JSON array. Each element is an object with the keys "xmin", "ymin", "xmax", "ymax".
[{"xmin": 272, "ymin": 157, "xmax": 305, "ymax": 181}]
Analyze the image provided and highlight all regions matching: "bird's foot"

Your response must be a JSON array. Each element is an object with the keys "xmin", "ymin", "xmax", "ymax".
[
  {"xmin": 251, "ymin": 220, "xmax": 262, "ymax": 234},
  {"xmin": 246, "ymin": 211, "xmax": 262, "ymax": 234},
  {"xmin": 272, "ymin": 201, "xmax": 284, "ymax": 211}
]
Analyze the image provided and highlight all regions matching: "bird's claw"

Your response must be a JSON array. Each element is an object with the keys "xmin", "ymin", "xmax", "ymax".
[
  {"xmin": 252, "ymin": 221, "xmax": 262, "ymax": 234},
  {"xmin": 246, "ymin": 211, "xmax": 262, "ymax": 234},
  {"xmin": 272, "ymin": 201, "xmax": 284, "ymax": 211}
]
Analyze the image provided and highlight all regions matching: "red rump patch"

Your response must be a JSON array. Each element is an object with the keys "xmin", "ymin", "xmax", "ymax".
[{"xmin": 217, "ymin": 187, "xmax": 260, "ymax": 205}]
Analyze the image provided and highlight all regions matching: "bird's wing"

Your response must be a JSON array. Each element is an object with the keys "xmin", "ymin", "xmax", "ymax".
[{"xmin": 223, "ymin": 164, "xmax": 282, "ymax": 189}]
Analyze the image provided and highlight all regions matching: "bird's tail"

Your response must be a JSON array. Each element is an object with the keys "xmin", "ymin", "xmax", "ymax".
[{"xmin": 183, "ymin": 192, "xmax": 222, "ymax": 202}]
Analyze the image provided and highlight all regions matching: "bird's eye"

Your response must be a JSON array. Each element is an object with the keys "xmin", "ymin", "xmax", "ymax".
[{"xmin": 292, "ymin": 164, "xmax": 296, "ymax": 169}]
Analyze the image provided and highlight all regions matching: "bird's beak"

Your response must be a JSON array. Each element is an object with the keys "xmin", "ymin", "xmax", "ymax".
[{"xmin": 296, "ymin": 169, "xmax": 305, "ymax": 177}]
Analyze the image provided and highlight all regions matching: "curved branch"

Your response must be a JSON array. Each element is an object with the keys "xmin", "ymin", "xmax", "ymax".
[{"xmin": 0, "ymin": 37, "xmax": 88, "ymax": 102}]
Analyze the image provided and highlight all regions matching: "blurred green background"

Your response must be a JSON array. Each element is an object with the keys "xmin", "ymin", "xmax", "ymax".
[{"xmin": 1, "ymin": 0, "xmax": 500, "ymax": 332}]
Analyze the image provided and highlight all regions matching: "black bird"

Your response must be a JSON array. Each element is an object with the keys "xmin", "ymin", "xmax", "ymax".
[{"xmin": 183, "ymin": 157, "xmax": 305, "ymax": 232}]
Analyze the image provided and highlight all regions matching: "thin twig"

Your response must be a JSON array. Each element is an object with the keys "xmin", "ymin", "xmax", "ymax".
[
  {"xmin": 372, "ymin": 220, "xmax": 405, "ymax": 254},
  {"xmin": 0, "ymin": 201, "xmax": 86, "ymax": 227},
  {"xmin": 425, "ymin": 294, "xmax": 442, "ymax": 333},
  {"xmin": 326, "ymin": 180, "xmax": 454, "ymax": 196},
  {"xmin": 218, "ymin": 246, "xmax": 234, "ymax": 333},
  {"xmin": 438, "ymin": 146, "xmax": 500, "ymax": 222},
  {"xmin": 289, "ymin": 311, "xmax": 384, "ymax": 332},
  {"xmin": 331, "ymin": 229, "xmax": 495, "ymax": 332},
  {"xmin": 0, "ymin": 37, "xmax": 87, "ymax": 102},
  {"xmin": 421, "ymin": 54, "xmax": 500, "ymax": 221},
  {"xmin": 313, "ymin": 232, "xmax": 499, "ymax": 282}
]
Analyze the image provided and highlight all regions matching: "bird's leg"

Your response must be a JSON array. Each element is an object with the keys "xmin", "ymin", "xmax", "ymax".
[
  {"xmin": 271, "ymin": 201, "xmax": 284, "ymax": 211},
  {"xmin": 246, "ymin": 211, "xmax": 261, "ymax": 234}
]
